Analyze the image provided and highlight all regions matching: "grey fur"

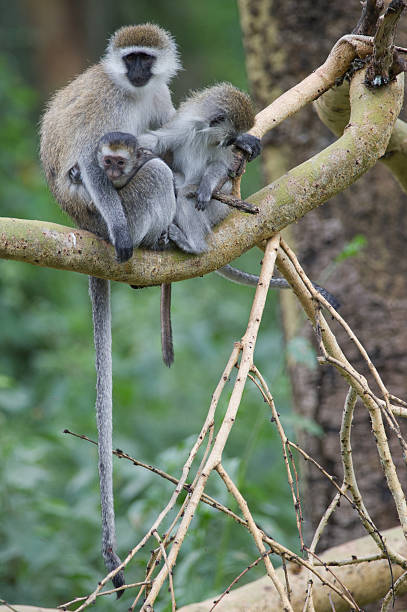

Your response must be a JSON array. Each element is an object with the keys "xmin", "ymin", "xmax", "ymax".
[
  {"xmin": 39, "ymin": 24, "xmax": 180, "ymax": 591},
  {"xmin": 96, "ymin": 133, "xmax": 177, "ymax": 367},
  {"xmin": 96, "ymin": 133, "xmax": 176, "ymax": 249},
  {"xmin": 137, "ymin": 84, "xmax": 256, "ymax": 365},
  {"xmin": 89, "ymin": 277, "xmax": 124, "ymax": 593}
]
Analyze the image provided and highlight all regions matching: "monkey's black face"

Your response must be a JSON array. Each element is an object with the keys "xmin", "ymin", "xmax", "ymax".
[{"xmin": 123, "ymin": 52, "xmax": 156, "ymax": 87}]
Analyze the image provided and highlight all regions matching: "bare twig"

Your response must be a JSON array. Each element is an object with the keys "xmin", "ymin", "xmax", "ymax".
[
  {"xmin": 58, "ymin": 581, "xmax": 151, "ymax": 608},
  {"xmin": 139, "ymin": 235, "xmax": 282, "ymax": 610},
  {"xmin": 185, "ymin": 189, "xmax": 259, "ymax": 214},
  {"xmin": 381, "ymin": 569, "xmax": 407, "ymax": 611},
  {"xmin": 216, "ymin": 463, "xmax": 294, "ymax": 611},
  {"xmin": 209, "ymin": 553, "xmax": 267, "ymax": 611},
  {"xmin": 152, "ymin": 531, "xmax": 176, "ymax": 612}
]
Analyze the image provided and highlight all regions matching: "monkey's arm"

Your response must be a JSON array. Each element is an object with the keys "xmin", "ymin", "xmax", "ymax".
[
  {"xmin": 80, "ymin": 159, "xmax": 134, "ymax": 262},
  {"xmin": 216, "ymin": 264, "xmax": 340, "ymax": 310},
  {"xmin": 196, "ymin": 161, "xmax": 230, "ymax": 211}
]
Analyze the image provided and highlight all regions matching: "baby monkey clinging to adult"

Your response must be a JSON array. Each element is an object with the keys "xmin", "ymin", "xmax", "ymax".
[
  {"xmin": 95, "ymin": 131, "xmax": 176, "ymax": 249},
  {"xmin": 96, "ymin": 131, "xmax": 176, "ymax": 366}
]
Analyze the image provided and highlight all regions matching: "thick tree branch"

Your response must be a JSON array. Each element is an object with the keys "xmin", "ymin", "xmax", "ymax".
[
  {"xmin": 178, "ymin": 526, "xmax": 407, "ymax": 612},
  {"xmin": 314, "ymin": 75, "xmax": 407, "ymax": 192},
  {"xmin": 0, "ymin": 69, "xmax": 402, "ymax": 286}
]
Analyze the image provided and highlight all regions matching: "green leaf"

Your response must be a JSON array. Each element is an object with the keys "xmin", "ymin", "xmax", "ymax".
[{"xmin": 335, "ymin": 234, "xmax": 367, "ymax": 262}]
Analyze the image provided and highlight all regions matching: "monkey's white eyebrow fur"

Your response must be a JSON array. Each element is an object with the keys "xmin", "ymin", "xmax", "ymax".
[{"xmin": 101, "ymin": 145, "xmax": 130, "ymax": 159}]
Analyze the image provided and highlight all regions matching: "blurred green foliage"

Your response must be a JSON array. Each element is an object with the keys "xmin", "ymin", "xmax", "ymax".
[
  {"xmin": 334, "ymin": 234, "xmax": 367, "ymax": 262},
  {"xmin": 0, "ymin": 5, "xmax": 301, "ymax": 610}
]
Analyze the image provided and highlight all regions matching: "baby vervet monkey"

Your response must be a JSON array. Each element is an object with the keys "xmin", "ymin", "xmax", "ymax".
[
  {"xmin": 40, "ymin": 23, "xmax": 182, "ymax": 594},
  {"xmin": 96, "ymin": 131, "xmax": 176, "ymax": 365},
  {"xmin": 95, "ymin": 132, "xmax": 176, "ymax": 249}
]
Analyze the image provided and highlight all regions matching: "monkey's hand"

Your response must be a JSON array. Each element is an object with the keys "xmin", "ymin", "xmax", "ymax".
[
  {"xmin": 196, "ymin": 183, "xmax": 212, "ymax": 211},
  {"xmin": 112, "ymin": 225, "xmax": 134, "ymax": 263},
  {"xmin": 233, "ymin": 134, "xmax": 262, "ymax": 162}
]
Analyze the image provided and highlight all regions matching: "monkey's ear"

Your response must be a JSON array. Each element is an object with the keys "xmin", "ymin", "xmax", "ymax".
[{"xmin": 209, "ymin": 113, "xmax": 226, "ymax": 127}]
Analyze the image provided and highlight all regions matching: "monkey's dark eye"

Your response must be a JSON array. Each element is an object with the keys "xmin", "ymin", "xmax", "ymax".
[
  {"xmin": 118, "ymin": 160, "xmax": 125, "ymax": 166},
  {"xmin": 209, "ymin": 114, "xmax": 226, "ymax": 127},
  {"xmin": 105, "ymin": 158, "xmax": 112, "ymax": 165}
]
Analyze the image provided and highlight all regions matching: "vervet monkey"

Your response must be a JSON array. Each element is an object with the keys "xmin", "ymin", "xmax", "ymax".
[
  {"xmin": 95, "ymin": 132, "xmax": 176, "ymax": 249},
  {"xmin": 138, "ymin": 83, "xmax": 339, "ymax": 364},
  {"xmin": 138, "ymin": 82, "xmax": 259, "ymax": 255},
  {"xmin": 40, "ymin": 23, "xmax": 181, "ymax": 593}
]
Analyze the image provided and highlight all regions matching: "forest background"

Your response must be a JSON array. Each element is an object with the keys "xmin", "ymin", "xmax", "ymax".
[
  {"xmin": 2, "ymin": 1, "xmax": 406, "ymax": 611},
  {"xmin": 0, "ymin": 2, "xmax": 295, "ymax": 610}
]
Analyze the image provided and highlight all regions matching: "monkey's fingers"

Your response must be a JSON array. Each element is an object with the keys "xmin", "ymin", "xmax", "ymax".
[{"xmin": 233, "ymin": 133, "xmax": 262, "ymax": 161}]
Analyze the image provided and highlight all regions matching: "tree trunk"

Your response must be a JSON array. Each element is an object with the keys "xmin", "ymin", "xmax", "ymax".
[
  {"xmin": 21, "ymin": 0, "xmax": 87, "ymax": 93},
  {"xmin": 239, "ymin": 1, "xmax": 407, "ymax": 607}
]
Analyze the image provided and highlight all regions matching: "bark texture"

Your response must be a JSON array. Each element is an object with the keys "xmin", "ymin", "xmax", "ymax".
[{"xmin": 239, "ymin": 3, "xmax": 407, "ymax": 608}]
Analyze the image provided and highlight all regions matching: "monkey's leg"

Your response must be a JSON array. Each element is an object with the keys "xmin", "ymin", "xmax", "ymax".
[
  {"xmin": 80, "ymin": 161, "xmax": 133, "ymax": 263},
  {"xmin": 88, "ymin": 276, "xmax": 125, "ymax": 595},
  {"xmin": 216, "ymin": 265, "xmax": 340, "ymax": 310},
  {"xmin": 168, "ymin": 222, "xmax": 208, "ymax": 255}
]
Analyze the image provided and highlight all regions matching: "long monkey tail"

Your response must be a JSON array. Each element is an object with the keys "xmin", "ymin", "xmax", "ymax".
[
  {"xmin": 89, "ymin": 276, "xmax": 125, "ymax": 597},
  {"xmin": 216, "ymin": 265, "xmax": 340, "ymax": 311},
  {"xmin": 161, "ymin": 283, "xmax": 174, "ymax": 367}
]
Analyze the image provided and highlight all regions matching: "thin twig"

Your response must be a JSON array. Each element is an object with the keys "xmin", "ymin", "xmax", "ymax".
[
  {"xmin": 185, "ymin": 189, "xmax": 259, "ymax": 214},
  {"xmin": 209, "ymin": 553, "xmax": 268, "ymax": 611},
  {"xmin": 217, "ymin": 463, "xmax": 294, "ymax": 610},
  {"xmin": 153, "ymin": 530, "xmax": 176, "ymax": 612},
  {"xmin": 58, "ymin": 581, "xmax": 151, "ymax": 609}
]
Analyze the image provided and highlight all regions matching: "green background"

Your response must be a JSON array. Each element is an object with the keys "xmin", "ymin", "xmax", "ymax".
[{"xmin": 0, "ymin": 2, "xmax": 305, "ymax": 609}]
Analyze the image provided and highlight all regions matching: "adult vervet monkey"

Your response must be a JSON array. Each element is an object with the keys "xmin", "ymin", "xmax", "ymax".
[{"xmin": 40, "ymin": 23, "xmax": 181, "ymax": 593}]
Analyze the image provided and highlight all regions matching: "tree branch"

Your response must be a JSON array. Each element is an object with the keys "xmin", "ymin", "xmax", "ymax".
[
  {"xmin": 0, "ymin": 69, "xmax": 402, "ymax": 286},
  {"xmin": 177, "ymin": 526, "xmax": 407, "ymax": 612}
]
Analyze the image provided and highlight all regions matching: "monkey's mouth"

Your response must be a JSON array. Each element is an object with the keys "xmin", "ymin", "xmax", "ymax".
[{"xmin": 129, "ymin": 76, "xmax": 151, "ymax": 87}]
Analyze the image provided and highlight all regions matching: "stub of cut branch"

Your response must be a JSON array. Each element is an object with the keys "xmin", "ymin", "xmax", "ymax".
[
  {"xmin": 0, "ymin": 67, "xmax": 403, "ymax": 286},
  {"xmin": 365, "ymin": 0, "xmax": 406, "ymax": 87}
]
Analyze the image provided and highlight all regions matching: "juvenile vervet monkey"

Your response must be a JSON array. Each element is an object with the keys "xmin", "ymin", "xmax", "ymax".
[
  {"xmin": 138, "ymin": 83, "xmax": 339, "ymax": 363},
  {"xmin": 40, "ymin": 23, "xmax": 181, "ymax": 593},
  {"xmin": 138, "ymin": 82, "xmax": 258, "ymax": 255}
]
